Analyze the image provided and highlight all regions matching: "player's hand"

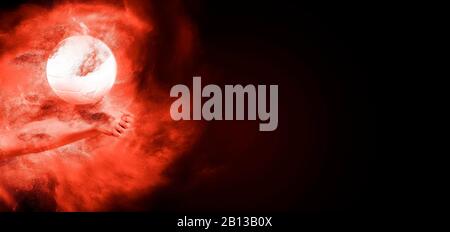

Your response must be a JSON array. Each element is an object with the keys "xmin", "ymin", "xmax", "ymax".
[{"xmin": 95, "ymin": 112, "xmax": 134, "ymax": 137}]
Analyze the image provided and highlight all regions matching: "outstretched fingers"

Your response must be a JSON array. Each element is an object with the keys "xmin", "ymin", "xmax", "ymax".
[{"xmin": 113, "ymin": 113, "xmax": 134, "ymax": 137}]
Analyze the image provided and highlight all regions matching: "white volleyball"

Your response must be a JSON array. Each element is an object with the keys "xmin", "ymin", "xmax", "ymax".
[{"xmin": 46, "ymin": 35, "xmax": 117, "ymax": 104}]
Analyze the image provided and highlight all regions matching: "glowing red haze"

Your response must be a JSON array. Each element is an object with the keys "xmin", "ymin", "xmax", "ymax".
[{"xmin": 0, "ymin": 1, "xmax": 199, "ymax": 211}]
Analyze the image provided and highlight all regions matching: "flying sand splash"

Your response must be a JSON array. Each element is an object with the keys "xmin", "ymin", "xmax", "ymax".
[{"xmin": 0, "ymin": 1, "xmax": 199, "ymax": 211}]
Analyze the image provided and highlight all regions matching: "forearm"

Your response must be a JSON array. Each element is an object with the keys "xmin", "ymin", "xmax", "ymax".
[
  {"xmin": 24, "ymin": 121, "xmax": 99, "ymax": 153},
  {"xmin": 0, "ymin": 118, "xmax": 100, "ymax": 159}
]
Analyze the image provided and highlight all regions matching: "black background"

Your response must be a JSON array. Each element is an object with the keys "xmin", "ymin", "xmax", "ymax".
[
  {"xmin": 145, "ymin": 0, "xmax": 377, "ymax": 213},
  {"xmin": 0, "ymin": 0, "xmax": 379, "ymax": 227}
]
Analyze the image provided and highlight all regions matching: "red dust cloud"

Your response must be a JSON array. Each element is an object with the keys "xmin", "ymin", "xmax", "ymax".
[{"xmin": 0, "ymin": 1, "xmax": 199, "ymax": 211}]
